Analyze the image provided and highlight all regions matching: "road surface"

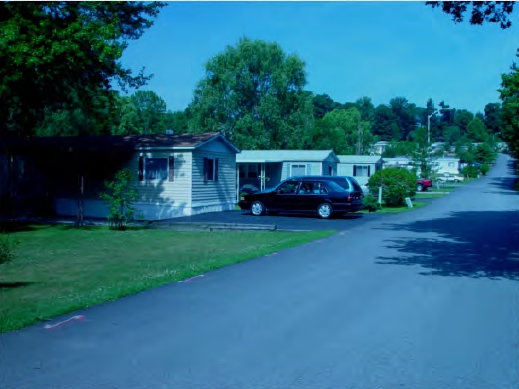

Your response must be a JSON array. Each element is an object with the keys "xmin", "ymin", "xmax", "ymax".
[{"xmin": 1, "ymin": 154, "xmax": 518, "ymax": 389}]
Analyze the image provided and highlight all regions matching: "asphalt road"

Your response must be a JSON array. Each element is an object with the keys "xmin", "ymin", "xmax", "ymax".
[{"xmin": 1, "ymin": 155, "xmax": 518, "ymax": 389}]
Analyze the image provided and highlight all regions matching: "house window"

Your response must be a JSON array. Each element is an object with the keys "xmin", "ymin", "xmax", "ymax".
[
  {"xmin": 353, "ymin": 165, "xmax": 371, "ymax": 177},
  {"xmin": 291, "ymin": 164, "xmax": 306, "ymax": 176},
  {"xmin": 203, "ymin": 157, "xmax": 219, "ymax": 181},
  {"xmin": 138, "ymin": 156, "xmax": 175, "ymax": 181},
  {"xmin": 448, "ymin": 162, "xmax": 455, "ymax": 167},
  {"xmin": 145, "ymin": 158, "xmax": 168, "ymax": 180}
]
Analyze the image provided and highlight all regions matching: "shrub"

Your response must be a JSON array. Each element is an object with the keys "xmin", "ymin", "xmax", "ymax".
[
  {"xmin": 367, "ymin": 168, "xmax": 417, "ymax": 207},
  {"xmin": 480, "ymin": 163, "xmax": 490, "ymax": 176},
  {"xmin": 100, "ymin": 168, "xmax": 140, "ymax": 230},
  {"xmin": 462, "ymin": 165, "xmax": 479, "ymax": 178},
  {"xmin": 362, "ymin": 193, "xmax": 381, "ymax": 213},
  {"xmin": 0, "ymin": 233, "xmax": 16, "ymax": 265}
]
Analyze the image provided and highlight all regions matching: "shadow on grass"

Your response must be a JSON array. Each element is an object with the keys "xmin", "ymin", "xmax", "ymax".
[
  {"xmin": 0, "ymin": 282, "xmax": 34, "ymax": 290},
  {"xmin": 373, "ymin": 210, "xmax": 519, "ymax": 281}
]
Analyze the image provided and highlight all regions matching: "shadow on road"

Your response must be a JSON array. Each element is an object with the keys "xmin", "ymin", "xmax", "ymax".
[{"xmin": 373, "ymin": 210, "xmax": 519, "ymax": 281}]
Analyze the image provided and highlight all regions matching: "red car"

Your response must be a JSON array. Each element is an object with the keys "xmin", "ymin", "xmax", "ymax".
[{"xmin": 417, "ymin": 178, "xmax": 433, "ymax": 192}]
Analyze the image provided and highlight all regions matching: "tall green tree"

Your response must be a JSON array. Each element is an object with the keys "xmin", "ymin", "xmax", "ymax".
[
  {"xmin": 187, "ymin": 37, "xmax": 314, "ymax": 150},
  {"xmin": 355, "ymin": 96, "xmax": 376, "ymax": 122},
  {"xmin": 499, "ymin": 49, "xmax": 519, "ymax": 159},
  {"xmin": 312, "ymin": 93, "xmax": 342, "ymax": 120},
  {"xmin": 483, "ymin": 103, "xmax": 503, "ymax": 135},
  {"xmin": 389, "ymin": 97, "xmax": 418, "ymax": 141},
  {"xmin": 313, "ymin": 108, "xmax": 373, "ymax": 155},
  {"xmin": 371, "ymin": 104, "xmax": 400, "ymax": 141},
  {"xmin": 454, "ymin": 109, "xmax": 475, "ymax": 134},
  {"xmin": 467, "ymin": 117, "xmax": 490, "ymax": 142},
  {"xmin": 0, "ymin": 1, "xmax": 165, "ymax": 137}
]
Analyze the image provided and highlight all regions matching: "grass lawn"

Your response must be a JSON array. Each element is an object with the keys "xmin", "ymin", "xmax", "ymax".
[
  {"xmin": 415, "ymin": 192, "xmax": 449, "ymax": 199},
  {"xmin": 355, "ymin": 201, "xmax": 429, "ymax": 214},
  {"xmin": 0, "ymin": 225, "xmax": 336, "ymax": 333}
]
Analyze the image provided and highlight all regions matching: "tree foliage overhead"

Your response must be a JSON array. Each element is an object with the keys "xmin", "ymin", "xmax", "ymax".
[
  {"xmin": 0, "ymin": 1, "xmax": 166, "ymax": 137},
  {"xmin": 187, "ymin": 37, "xmax": 314, "ymax": 150},
  {"xmin": 426, "ymin": 1, "xmax": 515, "ymax": 29}
]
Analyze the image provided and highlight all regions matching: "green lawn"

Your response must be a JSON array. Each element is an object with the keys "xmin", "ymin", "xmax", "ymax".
[
  {"xmin": 356, "ymin": 200, "xmax": 429, "ymax": 214},
  {"xmin": 0, "ymin": 225, "xmax": 336, "ymax": 333},
  {"xmin": 415, "ymin": 192, "xmax": 449, "ymax": 199}
]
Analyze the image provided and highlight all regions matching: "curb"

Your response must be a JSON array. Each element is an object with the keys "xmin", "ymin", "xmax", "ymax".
[{"xmin": 148, "ymin": 222, "xmax": 277, "ymax": 232}]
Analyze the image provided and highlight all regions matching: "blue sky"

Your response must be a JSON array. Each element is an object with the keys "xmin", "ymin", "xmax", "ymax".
[{"xmin": 121, "ymin": 1, "xmax": 519, "ymax": 114}]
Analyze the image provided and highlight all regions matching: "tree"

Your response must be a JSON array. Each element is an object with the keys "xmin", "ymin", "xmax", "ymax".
[
  {"xmin": 467, "ymin": 117, "xmax": 490, "ymax": 142},
  {"xmin": 473, "ymin": 143, "xmax": 496, "ymax": 164},
  {"xmin": 454, "ymin": 109, "xmax": 475, "ymax": 134},
  {"xmin": 313, "ymin": 107, "xmax": 374, "ymax": 155},
  {"xmin": 443, "ymin": 125, "xmax": 462, "ymax": 146},
  {"xmin": 355, "ymin": 96, "xmax": 376, "ymax": 122},
  {"xmin": 484, "ymin": 103, "xmax": 503, "ymax": 135},
  {"xmin": 312, "ymin": 93, "xmax": 342, "ymax": 119},
  {"xmin": 389, "ymin": 97, "xmax": 418, "ymax": 140},
  {"xmin": 100, "ymin": 168, "xmax": 140, "ymax": 230},
  {"xmin": 426, "ymin": 2, "xmax": 515, "ymax": 29},
  {"xmin": 187, "ymin": 37, "xmax": 314, "ymax": 150},
  {"xmin": 371, "ymin": 104, "xmax": 400, "ymax": 141},
  {"xmin": 0, "ymin": 1, "xmax": 166, "ymax": 137},
  {"xmin": 382, "ymin": 141, "xmax": 415, "ymax": 158},
  {"xmin": 499, "ymin": 49, "xmax": 519, "ymax": 159}
]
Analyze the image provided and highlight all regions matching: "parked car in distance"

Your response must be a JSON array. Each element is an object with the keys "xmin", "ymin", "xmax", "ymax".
[
  {"xmin": 436, "ymin": 173, "xmax": 465, "ymax": 183},
  {"xmin": 238, "ymin": 176, "xmax": 364, "ymax": 219},
  {"xmin": 417, "ymin": 178, "xmax": 433, "ymax": 192}
]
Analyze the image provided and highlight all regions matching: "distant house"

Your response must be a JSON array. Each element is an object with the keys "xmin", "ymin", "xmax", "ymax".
[
  {"xmin": 433, "ymin": 157, "xmax": 461, "ymax": 175},
  {"xmin": 337, "ymin": 155, "xmax": 383, "ymax": 185},
  {"xmin": 1, "ymin": 132, "xmax": 240, "ymax": 220},
  {"xmin": 382, "ymin": 156, "xmax": 413, "ymax": 170},
  {"xmin": 372, "ymin": 141, "xmax": 390, "ymax": 155},
  {"xmin": 236, "ymin": 150, "xmax": 339, "ymax": 197}
]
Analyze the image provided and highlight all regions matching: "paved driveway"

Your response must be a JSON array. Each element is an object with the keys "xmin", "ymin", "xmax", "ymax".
[
  {"xmin": 156, "ymin": 209, "xmax": 391, "ymax": 231},
  {"xmin": 1, "ymin": 154, "xmax": 518, "ymax": 389}
]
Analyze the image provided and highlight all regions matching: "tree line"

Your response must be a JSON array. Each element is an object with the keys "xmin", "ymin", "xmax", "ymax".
[{"xmin": 1, "ymin": 2, "xmax": 517, "ymax": 161}]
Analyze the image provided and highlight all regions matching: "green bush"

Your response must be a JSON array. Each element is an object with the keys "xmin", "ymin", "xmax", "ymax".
[
  {"xmin": 100, "ymin": 168, "xmax": 140, "ymax": 230},
  {"xmin": 362, "ymin": 193, "xmax": 381, "ymax": 213},
  {"xmin": 462, "ymin": 165, "xmax": 479, "ymax": 178},
  {"xmin": 367, "ymin": 168, "xmax": 417, "ymax": 207},
  {"xmin": 480, "ymin": 164, "xmax": 490, "ymax": 176},
  {"xmin": 0, "ymin": 233, "xmax": 16, "ymax": 265}
]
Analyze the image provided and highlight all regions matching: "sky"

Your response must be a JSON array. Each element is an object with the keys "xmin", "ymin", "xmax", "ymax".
[{"xmin": 120, "ymin": 1, "xmax": 519, "ymax": 114}]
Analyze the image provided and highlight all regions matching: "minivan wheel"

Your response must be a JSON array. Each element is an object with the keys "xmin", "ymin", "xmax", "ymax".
[
  {"xmin": 251, "ymin": 201, "xmax": 265, "ymax": 216},
  {"xmin": 317, "ymin": 203, "xmax": 333, "ymax": 219}
]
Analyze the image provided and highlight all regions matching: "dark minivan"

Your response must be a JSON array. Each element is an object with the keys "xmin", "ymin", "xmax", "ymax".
[{"xmin": 238, "ymin": 176, "xmax": 364, "ymax": 219}]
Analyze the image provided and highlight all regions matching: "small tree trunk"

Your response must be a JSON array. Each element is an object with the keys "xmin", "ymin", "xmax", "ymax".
[{"xmin": 77, "ymin": 173, "xmax": 84, "ymax": 227}]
